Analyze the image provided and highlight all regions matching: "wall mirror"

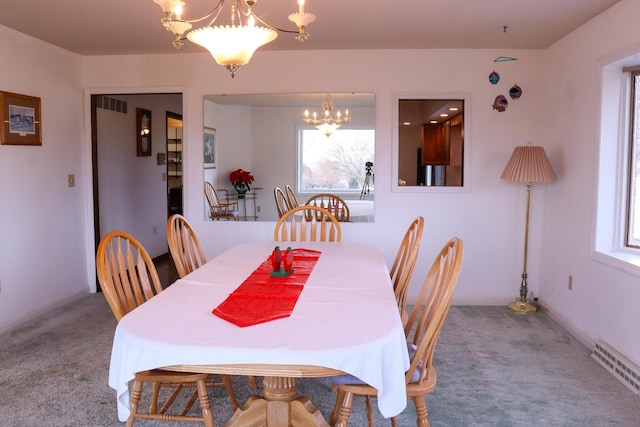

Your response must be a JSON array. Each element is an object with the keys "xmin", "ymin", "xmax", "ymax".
[
  {"xmin": 393, "ymin": 93, "xmax": 469, "ymax": 191},
  {"xmin": 203, "ymin": 93, "xmax": 376, "ymax": 222}
]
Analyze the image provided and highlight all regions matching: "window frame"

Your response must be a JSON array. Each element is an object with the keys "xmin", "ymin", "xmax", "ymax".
[
  {"xmin": 625, "ymin": 70, "xmax": 640, "ymax": 249},
  {"xmin": 594, "ymin": 55, "xmax": 640, "ymax": 277}
]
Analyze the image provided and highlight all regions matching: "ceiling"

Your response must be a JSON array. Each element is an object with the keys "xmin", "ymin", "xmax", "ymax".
[{"xmin": 0, "ymin": 0, "xmax": 622, "ymax": 56}]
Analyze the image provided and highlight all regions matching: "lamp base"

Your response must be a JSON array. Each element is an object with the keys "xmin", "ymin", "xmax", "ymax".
[{"xmin": 508, "ymin": 299, "xmax": 537, "ymax": 314}]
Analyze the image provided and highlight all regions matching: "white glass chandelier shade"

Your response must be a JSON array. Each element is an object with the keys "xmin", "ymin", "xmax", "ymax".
[
  {"xmin": 152, "ymin": 0, "xmax": 315, "ymax": 76},
  {"xmin": 187, "ymin": 25, "xmax": 277, "ymax": 71},
  {"xmin": 316, "ymin": 122, "xmax": 340, "ymax": 137}
]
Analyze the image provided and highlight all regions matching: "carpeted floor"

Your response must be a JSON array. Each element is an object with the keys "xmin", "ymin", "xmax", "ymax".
[{"xmin": 0, "ymin": 294, "xmax": 638, "ymax": 427}]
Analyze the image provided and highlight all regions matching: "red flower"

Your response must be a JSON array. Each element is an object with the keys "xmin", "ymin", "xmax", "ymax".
[{"xmin": 230, "ymin": 169, "xmax": 255, "ymax": 190}]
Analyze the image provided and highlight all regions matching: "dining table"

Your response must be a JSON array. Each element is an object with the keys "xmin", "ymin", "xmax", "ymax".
[
  {"xmin": 345, "ymin": 200, "xmax": 374, "ymax": 222},
  {"xmin": 109, "ymin": 241, "xmax": 409, "ymax": 427}
]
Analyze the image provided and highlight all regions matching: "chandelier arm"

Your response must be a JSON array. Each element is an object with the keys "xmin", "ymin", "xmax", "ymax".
[
  {"xmin": 179, "ymin": 0, "xmax": 225, "ymax": 25},
  {"xmin": 250, "ymin": 14, "xmax": 301, "ymax": 34},
  {"xmin": 236, "ymin": 0, "xmax": 252, "ymax": 17}
]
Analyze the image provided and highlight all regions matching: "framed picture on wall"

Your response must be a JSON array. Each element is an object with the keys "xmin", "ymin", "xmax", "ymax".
[
  {"xmin": 136, "ymin": 108, "xmax": 152, "ymax": 156},
  {"xmin": 0, "ymin": 91, "xmax": 42, "ymax": 146},
  {"xmin": 204, "ymin": 126, "xmax": 216, "ymax": 169}
]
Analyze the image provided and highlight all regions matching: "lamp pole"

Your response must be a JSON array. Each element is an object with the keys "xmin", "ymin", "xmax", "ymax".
[{"xmin": 509, "ymin": 181, "xmax": 537, "ymax": 313}]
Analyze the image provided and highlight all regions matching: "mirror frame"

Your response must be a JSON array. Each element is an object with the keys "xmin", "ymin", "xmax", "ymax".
[{"xmin": 391, "ymin": 92, "xmax": 471, "ymax": 193}]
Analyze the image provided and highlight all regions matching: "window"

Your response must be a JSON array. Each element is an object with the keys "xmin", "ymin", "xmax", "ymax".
[
  {"xmin": 627, "ymin": 71, "xmax": 640, "ymax": 248},
  {"xmin": 298, "ymin": 126, "xmax": 375, "ymax": 194},
  {"xmin": 594, "ymin": 55, "xmax": 640, "ymax": 276}
]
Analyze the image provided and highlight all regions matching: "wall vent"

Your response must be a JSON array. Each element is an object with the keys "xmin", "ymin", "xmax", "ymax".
[
  {"xmin": 592, "ymin": 339, "xmax": 640, "ymax": 395},
  {"xmin": 96, "ymin": 95, "xmax": 127, "ymax": 114}
]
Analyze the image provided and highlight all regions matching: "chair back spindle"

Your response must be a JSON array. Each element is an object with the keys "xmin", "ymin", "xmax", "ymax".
[
  {"xmin": 167, "ymin": 214, "xmax": 207, "ymax": 278},
  {"xmin": 274, "ymin": 205, "xmax": 342, "ymax": 242},
  {"xmin": 96, "ymin": 230, "xmax": 163, "ymax": 321},
  {"xmin": 305, "ymin": 193, "xmax": 350, "ymax": 222}
]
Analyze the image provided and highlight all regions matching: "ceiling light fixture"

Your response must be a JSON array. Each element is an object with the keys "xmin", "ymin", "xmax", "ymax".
[
  {"xmin": 303, "ymin": 94, "xmax": 350, "ymax": 137},
  {"xmin": 152, "ymin": 0, "xmax": 316, "ymax": 77}
]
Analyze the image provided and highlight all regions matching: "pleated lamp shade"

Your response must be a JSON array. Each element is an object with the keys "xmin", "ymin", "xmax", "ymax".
[{"xmin": 500, "ymin": 145, "xmax": 556, "ymax": 183}]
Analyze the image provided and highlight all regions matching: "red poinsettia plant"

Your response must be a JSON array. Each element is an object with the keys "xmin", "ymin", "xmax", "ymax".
[{"xmin": 229, "ymin": 168, "xmax": 255, "ymax": 192}]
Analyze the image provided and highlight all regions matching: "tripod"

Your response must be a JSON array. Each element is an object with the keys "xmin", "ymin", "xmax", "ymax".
[{"xmin": 360, "ymin": 164, "xmax": 374, "ymax": 200}]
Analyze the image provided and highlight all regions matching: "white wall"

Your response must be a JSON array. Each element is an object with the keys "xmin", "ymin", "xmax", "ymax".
[
  {"xmin": 0, "ymin": 26, "xmax": 87, "ymax": 329},
  {"xmin": 539, "ymin": 0, "xmax": 640, "ymax": 365}
]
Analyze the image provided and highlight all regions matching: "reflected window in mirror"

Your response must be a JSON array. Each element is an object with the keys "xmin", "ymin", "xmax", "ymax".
[
  {"xmin": 298, "ymin": 126, "xmax": 374, "ymax": 196},
  {"xmin": 394, "ymin": 95, "xmax": 468, "ymax": 191}
]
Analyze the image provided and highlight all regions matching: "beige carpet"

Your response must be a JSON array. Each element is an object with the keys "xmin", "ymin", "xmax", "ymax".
[{"xmin": 0, "ymin": 294, "xmax": 638, "ymax": 426}]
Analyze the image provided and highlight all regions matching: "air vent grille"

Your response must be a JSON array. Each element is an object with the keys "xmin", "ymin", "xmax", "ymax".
[
  {"xmin": 592, "ymin": 340, "xmax": 640, "ymax": 395},
  {"xmin": 96, "ymin": 96, "xmax": 127, "ymax": 114}
]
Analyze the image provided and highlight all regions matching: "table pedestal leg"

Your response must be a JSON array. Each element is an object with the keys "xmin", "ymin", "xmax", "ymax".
[{"xmin": 224, "ymin": 376, "xmax": 329, "ymax": 427}]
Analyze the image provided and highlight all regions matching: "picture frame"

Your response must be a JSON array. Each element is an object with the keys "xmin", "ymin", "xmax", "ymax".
[
  {"xmin": 0, "ymin": 91, "xmax": 42, "ymax": 146},
  {"xmin": 204, "ymin": 126, "xmax": 216, "ymax": 169},
  {"xmin": 157, "ymin": 152, "xmax": 166, "ymax": 165},
  {"xmin": 136, "ymin": 108, "xmax": 152, "ymax": 156}
]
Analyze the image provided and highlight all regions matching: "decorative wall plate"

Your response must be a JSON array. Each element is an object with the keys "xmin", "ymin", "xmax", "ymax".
[
  {"xmin": 489, "ymin": 70, "xmax": 500, "ymax": 85},
  {"xmin": 509, "ymin": 84, "xmax": 522, "ymax": 99},
  {"xmin": 492, "ymin": 95, "xmax": 508, "ymax": 112}
]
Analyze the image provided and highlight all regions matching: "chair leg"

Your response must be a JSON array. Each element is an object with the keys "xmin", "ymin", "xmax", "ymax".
[
  {"xmin": 126, "ymin": 379, "xmax": 144, "ymax": 427},
  {"xmin": 196, "ymin": 378, "xmax": 215, "ymax": 427},
  {"xmin": 365, "ymin": 396, "xmax": 374, "ymax": 427},
  {"xmin": 249, "ymin": 375, "xmax": 258, "ymax": 390},
  {"xmin": 149, "ymin": 381, "xmax": 161, "ymax": 414},
  {"xmin": 413, "ymin": 396, "xmax": 430, "ymax": 427},
  {"xmin": 329, "ymin": 388, "xmax": 345, "ymax": 425},
  {"xmin": 222, "ymin": 375, "xmax": 239, "ymax": 411},
  {"xmin": 181, "ymin": 389, "xmax": 199, "ymax": 416},
  {"xmin": 332, "ymin": 389, "xmax": 354, "ymax": 427},
  {"xmin": 162, "ymin": 383, "xmax": 190, "ymax": 414}
]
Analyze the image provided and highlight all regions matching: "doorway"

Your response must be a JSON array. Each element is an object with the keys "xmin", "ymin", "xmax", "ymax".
[
  {"xmin": 91, "ymin": 93, "xmax": 183, "ymax": 263},
  {"xmin": 166, "ymin": 111, "xmax": 183, "ymax": 216}
]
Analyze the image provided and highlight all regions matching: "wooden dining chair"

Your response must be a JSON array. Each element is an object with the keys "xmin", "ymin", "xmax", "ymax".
[
  {"xmin": 390, "ymin": 216, "xmax": 425, "ymax": 324},
  {"xmin": 166, "ymin": 214, "xmax": 260, "ymax": 390},
  {"xmin": 330, "ymin": 237, "xmax": 464, "ymax": 427},
  {"xmin": 305, "ymin": 193, "xmax": 350, "ymax": 222},
  {"xmin": 167, "ymin": 214, "xmax": 207, "ymax": 278},
  {"xmin": 274, "ymin": 205, "xmax": 342, "ymax": 242},
  {"xmin": 285, "ymin": 184, "xmax": 299, "ymax": 209},
  {"xmin": 96, "ymin": 230, "xmax": 238, "ymax": 427},
  {"xmin": 274, "ymin": 186, "xmax": 290, "ymax": 218},
  {"xmin": 204, "ymin": 181, "xmax": 239, "ymax": 221}
]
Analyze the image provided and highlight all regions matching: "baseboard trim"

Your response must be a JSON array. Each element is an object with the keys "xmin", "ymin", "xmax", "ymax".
[
  {"xmin": 0, "ymin": 289, "xmax": 89, "ymax": 334},
  {"xmin": 542, "ymin": 304, "xmax": 595, "ymax": 350}
]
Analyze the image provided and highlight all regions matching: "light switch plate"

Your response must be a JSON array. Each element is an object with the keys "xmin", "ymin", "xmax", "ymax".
[{"xmin": 67, "ymin": 174, "xmax": 75, "ymax": 187}]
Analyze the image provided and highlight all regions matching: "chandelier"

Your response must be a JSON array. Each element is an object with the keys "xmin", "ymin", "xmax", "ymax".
[
  {"xmin": 152, "ymin": 0, "xmax": 316, "ymax": 77},
  {"xmin": 303, "ymin": 94, "xmax": 350, "ymax": 137}
]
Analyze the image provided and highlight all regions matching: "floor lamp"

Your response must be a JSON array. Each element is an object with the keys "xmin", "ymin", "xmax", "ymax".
[{"xmin": 500, "ymin": 144, "xmax": 556, "ymax": 313}]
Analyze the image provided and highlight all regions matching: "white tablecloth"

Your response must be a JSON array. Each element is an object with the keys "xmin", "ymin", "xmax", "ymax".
[
  {"xmin": 109, "ymin": 241, "xmax": 409, "ymax": 421},
  {"xmin": 346, "ymin": 200, "xmax": 374, "ymax": 222}
]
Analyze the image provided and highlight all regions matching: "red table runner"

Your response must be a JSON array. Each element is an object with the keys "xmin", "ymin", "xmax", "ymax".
[{"xmin": 213, "ymin": 248, "xmax": 321, "ymax": 327}]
